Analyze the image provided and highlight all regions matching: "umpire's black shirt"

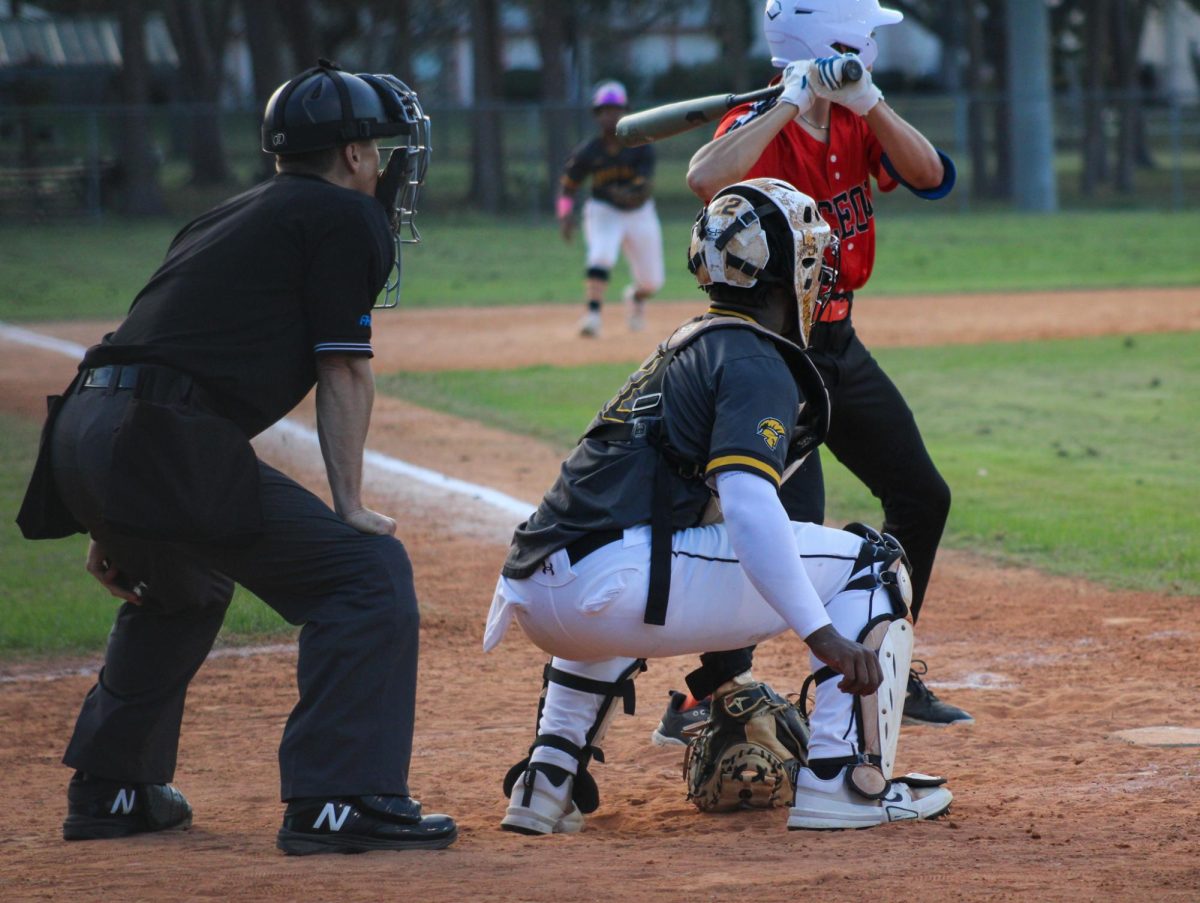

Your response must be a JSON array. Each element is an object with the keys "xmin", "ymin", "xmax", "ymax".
[{"xmin": 82, "ymin": 173, "xmax": 393, "ymax": 437}]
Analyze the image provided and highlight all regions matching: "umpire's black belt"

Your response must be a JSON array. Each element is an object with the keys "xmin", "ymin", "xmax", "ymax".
[
  {"xmin": 81, "ymin": 364, "xmax": 141, "ymax": 391},
  {"xmin": 564, "ymin": 529, "xmax": 623, "ymax": 567}
]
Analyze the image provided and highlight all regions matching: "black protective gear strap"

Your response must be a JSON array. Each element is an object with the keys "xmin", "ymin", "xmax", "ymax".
[
  {"xmin": 544, "ymin": 663, "xmax": 639, "ymax": 717},
  {"xmin": 712, "ymin": 202, "xmax": 779, "ymax": 251}
]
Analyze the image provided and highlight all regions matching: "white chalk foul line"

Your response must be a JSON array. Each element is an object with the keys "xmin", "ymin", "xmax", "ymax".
[{"xmin": 0, "ymin": 321, "xmax": 536, "ymax": 521}]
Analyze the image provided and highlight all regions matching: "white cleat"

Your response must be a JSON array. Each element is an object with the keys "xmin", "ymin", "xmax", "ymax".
[
  {"xmin": 578, "ymin": 310, "xmax": 602, "ymax": 338},
  {"xmin": 787, "ymin": 767, "xmax": 952, "ymax": 831},
  {"xmin": 501, "ymin": 767, "xmax": 584, "ymax": 836}
]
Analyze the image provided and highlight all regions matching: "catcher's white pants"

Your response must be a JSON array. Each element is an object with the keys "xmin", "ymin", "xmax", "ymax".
[
  {"xmin": 486, "ymin": 522, "xmax": 897, "ymax": 774},
  {"xmin": 583, "ymin": 199, "xmax": 664, "ymax": 295}
]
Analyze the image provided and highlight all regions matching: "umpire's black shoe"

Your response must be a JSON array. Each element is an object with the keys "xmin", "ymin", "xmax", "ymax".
[
  {"xmin": 903, "ymin": 660, "xmax": 975, "ymax": 727},
  {"xmin": 63, "ymin": 771, "xmax": 193, "ymax": 840},
  {"xmin": 276, "ymin": 795, "xmax": 457, "ymax": 855}
]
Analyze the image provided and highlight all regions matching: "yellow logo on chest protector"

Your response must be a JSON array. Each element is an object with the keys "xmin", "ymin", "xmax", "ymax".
[{"xmin": 757, "ymin": 417, "xmax": 787, "ymax": 450}]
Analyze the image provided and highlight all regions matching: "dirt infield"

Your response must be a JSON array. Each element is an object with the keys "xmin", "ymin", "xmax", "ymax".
[{"xmin": 1, "ymin": 289, "xmax": 1198, "ymax": 902}]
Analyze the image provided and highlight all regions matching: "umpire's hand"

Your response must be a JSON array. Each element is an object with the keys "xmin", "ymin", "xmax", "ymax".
[
  {"xmin": 343, "ymin": 507, "xmax": 397, "ymax": 536},
  {"xmin": 804, "ymin": 624, "xmax": 884, "ymax": 695}
]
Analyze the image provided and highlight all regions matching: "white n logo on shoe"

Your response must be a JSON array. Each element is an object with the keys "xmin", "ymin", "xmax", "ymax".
[
  {"xmin": 110, "ymin": 788, "xmax": 136, "ymax": 815},
  {"xmin": 313, "ymin": 802, "xmax": 351, "ymax": 832}
]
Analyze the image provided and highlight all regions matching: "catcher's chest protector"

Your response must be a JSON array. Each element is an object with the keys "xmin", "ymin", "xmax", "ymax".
[{"xmin": 582, "ymin": 315, "xmax": 831, "ymax": 627}]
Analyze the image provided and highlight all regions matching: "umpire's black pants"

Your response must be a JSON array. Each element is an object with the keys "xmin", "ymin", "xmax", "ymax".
[
  {"xmin": 686, "ymin": 315, "xmax": 950, "ymax": 700},
  {"xmin": 50, "ymin": 385, "xmax": 420, "ymax": 801}
]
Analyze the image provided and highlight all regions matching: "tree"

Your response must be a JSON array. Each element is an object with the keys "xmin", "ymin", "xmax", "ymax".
[
  {"xmin": 530, "ymin": 0, "xmax": 574, "ymax": 207},
  {"xmin": 165, "ymin": 0, "xmax": 235, "ymax": 185},
  {"xmin": 468, "ymin": 0, "xmax": 506, "ymax": 212},
  {"xmin": 115, "ymin": 0, "xmax": 166, "ymax": 214}
]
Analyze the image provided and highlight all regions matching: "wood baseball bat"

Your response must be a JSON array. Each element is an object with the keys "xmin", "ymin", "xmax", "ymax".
[{"xmin": 616, "ymin": 59, "xmax": 863, "ymax": 147}]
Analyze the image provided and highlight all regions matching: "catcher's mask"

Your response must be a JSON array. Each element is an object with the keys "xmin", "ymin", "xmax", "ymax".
[
  {"xmin": 688, "ymin": 178, "xmax": 839, "ymax": 348},
  {"xmin": 763, "ymin": 0, "xmax": 903, "ymax": 70},
  {"xmin": 262, "ymin": 60, "xmax": 431, "ymax": 308}
]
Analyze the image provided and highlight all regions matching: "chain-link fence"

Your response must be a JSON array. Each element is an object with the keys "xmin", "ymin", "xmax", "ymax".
[{"xmin": 2, "ymin": 92, "xmax": 1197, "ymax": 221}]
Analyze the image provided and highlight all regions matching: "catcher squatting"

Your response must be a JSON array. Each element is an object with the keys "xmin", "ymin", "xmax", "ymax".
[{"xmin": 486, "ymin": 175, "xmax": 952, "ymax": 832}]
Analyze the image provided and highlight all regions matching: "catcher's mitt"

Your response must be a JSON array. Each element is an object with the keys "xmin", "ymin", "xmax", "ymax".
[{"xmin": 684, "ymin": 681, "xmax": 809, "ymax": 812}]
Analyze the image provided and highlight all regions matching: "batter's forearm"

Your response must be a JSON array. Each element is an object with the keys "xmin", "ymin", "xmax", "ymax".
[
  {"xmin": 315, "ymin": 355, "xmax": 375, "ymax": 517},
  {"xmin": 864, "ymin": 101, "xmax": 943, "ymax": 189},
  {"xmin": 686, "ymin": 103, "xmax": 793, "ymax": 201}
]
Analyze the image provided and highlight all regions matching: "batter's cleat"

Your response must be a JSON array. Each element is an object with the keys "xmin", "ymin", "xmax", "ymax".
[
  {"xmin": 579, "ymin": 310, "xmax": 602, "ymax": 338},
  {"xmin": 650, "ymin": 690, "xmax": 711, "ymax": 747},
  {"xmin": 63, "ymin": 771, "xmax": 192, "ymax": 840},
  {"xmin": 903, "ymin": 660, "xmax": 974, "ymax": 726},
  {"xmin": 276, "ymin": 795, "xmax": 457, "ymax": 855},
  {"xmin": 787, "ymin": 767, "xmax": 952, "ymax": 831},
  {"xmin": 622, "ymin": 285, "xmax": 646, "ymax": 332},
  {"xmin": 501, "ymin": 765, "xmax": 583, "ymax": 835}
]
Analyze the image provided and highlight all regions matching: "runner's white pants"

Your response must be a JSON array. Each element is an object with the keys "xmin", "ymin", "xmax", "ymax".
[
  {"xmin": 583, "ymin": 199, "xmax": 664, "ymax": 295},
  {"xmin": 486, "ymin": 522, "xmax": 900, "ymax": 774}
]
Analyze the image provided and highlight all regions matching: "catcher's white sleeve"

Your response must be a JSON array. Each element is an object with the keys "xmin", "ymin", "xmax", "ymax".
[{"xmin": 715, "ymin": 470, "xmax": 832, "ymax": 640}]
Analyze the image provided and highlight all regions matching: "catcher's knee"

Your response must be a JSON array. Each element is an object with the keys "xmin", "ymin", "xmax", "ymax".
[{"xmin": 503, "ymin": 659, "xmax": 645, "ymax": 815}]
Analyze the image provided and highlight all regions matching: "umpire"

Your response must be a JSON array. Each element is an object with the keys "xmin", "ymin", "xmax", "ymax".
[{"xmin": 16, "ymin": 62, "xmax": 456, "ymax": 855}]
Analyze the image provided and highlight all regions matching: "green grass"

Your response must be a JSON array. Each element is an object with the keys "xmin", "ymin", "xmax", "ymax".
[
  {"xmin": 379, "ymin": 331, "xmax": 1200, "ymax": 595},
  {"xmin": 1, "ymin": 209, "xmax": 1198, "ymax": 322},
  {"xmin": 0, "ymin": 414, "xmax": 291, "ymax": 658}
]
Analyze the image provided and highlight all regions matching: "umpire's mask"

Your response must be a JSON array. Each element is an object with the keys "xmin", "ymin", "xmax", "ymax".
[{"xmin": 262, "ymin": 60, "xmax": 431, "ymax": 308}]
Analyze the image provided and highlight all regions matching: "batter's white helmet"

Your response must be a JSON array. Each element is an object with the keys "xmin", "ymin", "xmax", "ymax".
[
  {"xmin": 688, "ymin": 178, "xmax": 839, "ymax": 348},
  {"xmin": 763, "ymin": 0, "xmax": 903, "ymax": 69}
]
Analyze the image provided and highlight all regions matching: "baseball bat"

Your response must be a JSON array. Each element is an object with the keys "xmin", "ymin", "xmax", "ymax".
[{"xmin": 616, "ymin": 58, "xmax": 863, "ymax": 147}]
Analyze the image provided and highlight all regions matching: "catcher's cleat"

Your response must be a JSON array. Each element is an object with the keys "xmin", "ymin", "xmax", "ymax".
[
  {"xmin": 903, "ymin": 660, "xmax": 974, "ymax": 727},
  {"xmin": 787, "ymin": 766, "xmax": 952, "ymax": 831},
  {"xmin": 650, "ymin": 690, "xmax": 711, "ymax": 747},
  {"xmin": 63, "ymin": 772, "xmax": 192, "ymax": 841},
  {"xmin": 276, "ymin": 795, "xmax": 457, "ymax": 855},
  {"xmin": 500, "ymin": 765, "xmax": 584, "ymax": 835},
  {"xmin": 578, "ymin": 310, "xmax": 602, "ymax": 338}
]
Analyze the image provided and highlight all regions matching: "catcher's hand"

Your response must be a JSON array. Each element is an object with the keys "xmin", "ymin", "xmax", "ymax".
[
  {"xmin": 805, "ymin": 624, "xmax": 883, "ymax": 695},
  {"xmin": 809, "ymin": 54, "xmax": 883, "ymax": 116}
]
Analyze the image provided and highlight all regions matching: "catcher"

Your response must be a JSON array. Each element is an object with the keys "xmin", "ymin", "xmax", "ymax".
[{"xmin": 485, "ymin": 178, "xmax": 952, "ymax": 833}]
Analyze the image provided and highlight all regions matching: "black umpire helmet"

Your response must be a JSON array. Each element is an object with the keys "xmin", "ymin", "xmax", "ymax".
[{"xmin": 262, "ymin": 58, "xmax": 417, "ymax": 155}]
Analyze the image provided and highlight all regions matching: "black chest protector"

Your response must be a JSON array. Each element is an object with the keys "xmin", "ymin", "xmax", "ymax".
[{"xmin": 583, "ymin": 315, "xmax": 829, "ymax": 626}]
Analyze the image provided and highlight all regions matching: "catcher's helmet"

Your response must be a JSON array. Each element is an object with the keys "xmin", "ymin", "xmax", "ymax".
[
  {"xmin": 763, "ymin": 0, "xmax": 902, "ymax": 69},
  {"xmin": 688, "ymin": 178, "xmax": 839, "ymax": 348}
]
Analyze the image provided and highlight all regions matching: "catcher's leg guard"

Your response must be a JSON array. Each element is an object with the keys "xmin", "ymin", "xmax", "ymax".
[
  {"xmin": 685, "ymin": 673, "xmax": 809, "ymax": 811},
  {"xmin": 803, "ymin": 528, "xmax": 917, "ymax": 796},
  {"xmin": 501, "ymin": 658, "xmax": 645, "ymax": 835}
]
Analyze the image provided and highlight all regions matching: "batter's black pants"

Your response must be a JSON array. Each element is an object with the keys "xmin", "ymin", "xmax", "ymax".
[
  {"xmin": 687, "ymin": 316, "xmax": 951, "ymax": 698},
  {"xmin": 50, "ymin": 386, "xmax": 421, "ymax": 801}
]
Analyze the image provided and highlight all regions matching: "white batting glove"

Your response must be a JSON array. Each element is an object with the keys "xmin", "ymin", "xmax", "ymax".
[
  {"xmin": 779, "ymin": 59, "xmax": 815, "ymax": 116},
  {"xmin": 808, "ymin": 54, "xmax": 883, "ymax": 117}
]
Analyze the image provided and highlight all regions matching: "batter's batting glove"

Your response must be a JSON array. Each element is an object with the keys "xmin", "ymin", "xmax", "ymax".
[
  {"xmin": 809, "ymin": 54, "xmax": 883, "ymax": 117},
  {"xmin": 779, "ymin": 59, "xmax": 816, "ymax": 116}
]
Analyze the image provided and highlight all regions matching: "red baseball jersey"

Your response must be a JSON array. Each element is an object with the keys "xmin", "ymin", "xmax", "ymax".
[{"xmin": 716, "ymin": 101, "xmax": 897, "ymax": 293}]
